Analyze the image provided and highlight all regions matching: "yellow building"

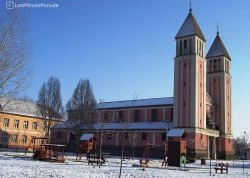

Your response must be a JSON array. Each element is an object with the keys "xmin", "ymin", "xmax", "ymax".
[{"xmin": 0, "ymin": 99, "xmax": 59, "ymax": 149}]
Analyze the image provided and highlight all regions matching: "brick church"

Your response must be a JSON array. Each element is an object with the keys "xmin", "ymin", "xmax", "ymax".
[{"xmin": 51, "ymin": 7, "xmax": 234, "ymax": 159}]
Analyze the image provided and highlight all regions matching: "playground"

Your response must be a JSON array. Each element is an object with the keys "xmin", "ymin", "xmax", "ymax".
[{"xmin": 1, "ymin": 150, "xmax": 250, "ymax": 178}]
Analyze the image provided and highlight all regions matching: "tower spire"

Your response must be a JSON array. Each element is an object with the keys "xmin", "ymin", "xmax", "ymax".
[
  {"xmin": 217, "ymin": 24, "xmax": 219, "ymax": 35},
  {"xmin": 189, "ymin": 0, "xmax": 192, "ymax": 12}
]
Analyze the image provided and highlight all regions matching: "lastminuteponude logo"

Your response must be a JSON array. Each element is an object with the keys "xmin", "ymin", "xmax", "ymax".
[{"xmin": 6, "ymin": 1, "xmax": 59, "ymax": 9}]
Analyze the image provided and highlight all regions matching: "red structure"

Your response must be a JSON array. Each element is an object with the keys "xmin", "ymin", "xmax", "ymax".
[
  {"xmin": 139, "ymin": 143, "xmax": 168, "ymax": 167},
  {"xmin": 33, "ymin": 144, "xmax": 66, "ymax": 163},
  {"xmin": 167, "ymin": 129, "xmax": 187, "ymax": 167},
  {"xmin": 76, "ymin": 134, "xmax": 97, "ymax": 160},
  {"xmin": 25, "ymin": 136, "xmax": 48, "ymax": 155}
]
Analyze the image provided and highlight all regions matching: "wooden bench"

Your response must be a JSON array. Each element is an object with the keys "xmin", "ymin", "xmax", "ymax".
[{"xmin": 214, "ymin": 162, "xmax": 228, "ymax": 174}]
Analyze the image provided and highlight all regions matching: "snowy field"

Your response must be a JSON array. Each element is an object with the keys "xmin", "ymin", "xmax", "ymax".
[{"xmin": 0, "ymin": 150, "xmax": 250, "ymax": 178}]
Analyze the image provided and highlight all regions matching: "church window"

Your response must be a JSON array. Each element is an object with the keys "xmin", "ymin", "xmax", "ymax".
[
  {"xmin": 218, "ymin": 59, "xmax": 221, "ymax": 71},
  {"xmin": 197, "ymin": 40, "xmax": 198, "ymax": 54},
  {"xmin": 152, "ymin": 109, "xmax": 158, "ymax": 122},
  {"xmin": 119, "ymin": 111, "xmax": 124, "ymax": 122},
  {"xmin": 189, "ymin": 39, "xmax": 192, "ymax": 54},
  {"xmin": 134, "ymin": 110, "xmax": 141, "ymax": 122},
  {"xmin": 161, "ymin": 133, "xmax": 166, "ymax": 141},
  {"xmin": 184, "ymin": 40, "xmax": 187, "ymax": 49},
  {"xmin": 104, "ymin": 111, "xmax": 110, "ymax": 123},
  {"xmin": 142, "ymin": 133, "xmax": 147, "ymax": 141},
  {"xmin": 107, "ymin": 133, "xmax": 112, "ymax": 140},
  {"xmin": 213, "ymin": 59, "xmax": 217, "ymax": 71},
  {"xmin": 201, "ymin": 43, "xmax": 203, "ymax": 57},
  {"xmin": 180, "ymin": 40, "xmax": 182, "ymax": 55}
]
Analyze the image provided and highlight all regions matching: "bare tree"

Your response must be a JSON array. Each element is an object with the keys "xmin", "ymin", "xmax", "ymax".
[
  {"xmin": 37, "ymin": 76, "xmax": 64, "ymax": 140},
  {"xmin": 66, "ymin": 79, "xmax": 97, "ymax": 152},
  {"xmin": 234, "ymin": 132, "xmax": 249, "ymax": 159},
  {"xmin": 0, "ymin": 8, "xmax": 31, "ymax": 102},
  {"xmin": 119, "ymin": 93, "xmax": 138, "ymax": 178}
]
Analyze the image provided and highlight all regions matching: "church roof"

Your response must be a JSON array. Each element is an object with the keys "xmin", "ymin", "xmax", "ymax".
[
  {"xmin": 97, "ymin": 97, "xmax": 173, "ymax": 109},
  {"xmin": 206, "ymin": 33, "xmax": 231, "ymax": 60},
  {"xmin": 175, "ymin": 9, "xmax": 206, "ymax": 41}
]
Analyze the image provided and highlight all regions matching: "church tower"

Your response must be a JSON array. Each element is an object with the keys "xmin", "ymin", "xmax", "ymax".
[
  {"xmin": 206, "ymin": 31, "xmax": 234, "ymax": 159},
  {"xmin": 173, "ymin": 8, "xmax": 206, "ymax": 130}
]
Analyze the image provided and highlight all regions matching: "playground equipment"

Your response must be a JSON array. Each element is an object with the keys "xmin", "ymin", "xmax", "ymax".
[
  {"xmin": 33, "ymin": 144, "xmax": 66, "ymax": 163},
  {"xmin": 139, "ymin": 143, "xmax": 168, "ymax": 167},
  {"xmin": 87, "ymin": 149, "xmax": 106, "ymax": 165},
  {"xmin": 24, "ymin": 136, "xmax": 48, "ymax": 155},
  {"xmin": 167, "ymin": 128, "xmax": 187, "ymax": 167},
  {"xmin": 76, "ymin": 134, "xmax": 97, "ymax": 160}
]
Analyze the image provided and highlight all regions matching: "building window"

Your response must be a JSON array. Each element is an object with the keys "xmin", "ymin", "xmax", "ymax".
[
  {"xmin": 32, "ymin": 122, "xmax": 38, "ymax": 130},
  {"xmin": 57, "ymin": 132, "xmax": 62, "ymax": 139},
  {"xmin": 161, "ymin": 133, "xmax": 166, "ymax": 141},
  {"xmin": 13, "ymin": 120, "xmax": 19, "ymax": 128},
  {"xmin": 21, "ymin": 135, "xmax": 27, "ymax": 144},
  {"xmin": 180, "ymin": 40, "xmax": 182, "ymax": 55},
  {"xmin": 196, "ymin": 40, "xmax": 198, "ymax": 54},
  {"xmin": 170, "ymin": 108, "xmax": 173, "ymax": 120},
  {"xmin": 213, "ymin": 59, "xmax": 217, "ymax": 71},
  {"xmin": 119, "ymin": 111, "xmax": 124, "ymax": 122},
  {"xmin": 189, "ymin": 39, "xmax": 192, "ymax": 54},
  {"xmin": 41, "ymin": 121, "xmax": 46, "ymax": 131},
  {"xmin": 152, "ymin": 109, "xmax": 158, "ymax": 122},
  {"xmin": 124, "ymin": 132, "xmax": 128, "ymax": 140},
  {"xmin": 3, "ymin": 118, "xmax": 10, "ymax": 127},
  {"xmin": 12, "ymin": 134, "xmax": 18, "ymax": 143},
  {"xmin": 1, "ymin": 133, "xmax": 8, "ymax": 143},
  {"xmin": 184, "ymin": 39, "xmax": 187, "ymax": 49},
  {"xmin": 104, "ymin": 111, "xmax": 110, "ymax": 123},
  {"xmin": 23, "ymin": 121, "xmax": 29, "ymax": 129},
  {"xmin": 134, "ymin": 110, "xmax": 140, "ymax": 122},
  {"xmin": 183, "ymin": 63, "xmax": 186, "ymax": 68},
  {"xmin": 107, "ymin": 133, "xmax": 112, "ymax": 140},
  {"xmin": 142, "ymin": 133, "xmax": 147, "ymax": 141}
]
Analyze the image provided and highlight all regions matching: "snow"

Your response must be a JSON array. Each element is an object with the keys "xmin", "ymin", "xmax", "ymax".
[
  {"xmin": 167, "ymin": 128, "xmax": 186, "ymax": 137},
  {"xmin": 1, "ymin": 150, "xmax": 250, "ymax": 178},
  {"xmin": 80, "ymin": 134, "xmax": 94, "ymax": 141},
  {"xmin": 97, "ymin": 97, "xmax": 173, "ymax": 109}
]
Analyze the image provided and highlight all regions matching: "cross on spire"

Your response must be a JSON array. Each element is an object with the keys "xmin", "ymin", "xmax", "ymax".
[
  {"xmin": 189, "ymin": 0, "xmax": 192, "ymax": 12},
  {"xmin": 216, "ymin": 24, "xmax": 219, "ymax": 35}
]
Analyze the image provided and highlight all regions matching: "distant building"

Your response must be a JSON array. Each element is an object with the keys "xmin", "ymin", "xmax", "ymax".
[
  {"xmin": 51, "ymin": 7, "xmax": 234, "ymax": 159},
  {"xmin": 0, "ymin": 98, "xmax": 61, "ymax": 149}
]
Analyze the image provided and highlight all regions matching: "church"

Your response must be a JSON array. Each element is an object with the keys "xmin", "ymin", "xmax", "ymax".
[{"xmin": 51, "ymin": 7, "xmax": 234, "ymax": 159}]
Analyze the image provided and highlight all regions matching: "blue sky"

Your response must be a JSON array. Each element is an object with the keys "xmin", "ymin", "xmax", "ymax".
[{"xmin": 3, "ymin": 0, "xmax": 250, "ymax": 137}]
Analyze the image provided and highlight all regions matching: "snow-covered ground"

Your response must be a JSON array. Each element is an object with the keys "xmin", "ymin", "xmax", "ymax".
[{"xmin": 0, "ymin": 150, "xmax": 250, "ymax": 178}]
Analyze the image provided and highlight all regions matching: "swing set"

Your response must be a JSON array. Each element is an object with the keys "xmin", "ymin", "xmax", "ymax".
[{"xmin": 139, "ymin": 143, "xmax": 168, "ymax": 167}]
